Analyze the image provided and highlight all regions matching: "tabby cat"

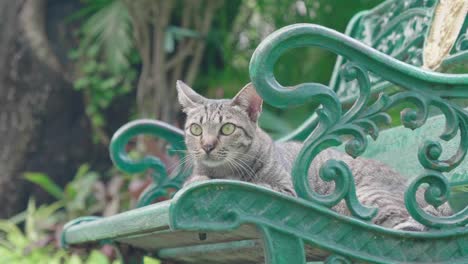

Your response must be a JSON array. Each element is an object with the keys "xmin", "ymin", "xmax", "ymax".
[{"xmin": 176, "ymin": 80, "xmax": 449, "ymax": 230}]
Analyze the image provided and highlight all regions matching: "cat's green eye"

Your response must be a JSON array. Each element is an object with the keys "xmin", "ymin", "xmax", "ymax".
[
  {"xmin": 190, "ymin": 124, "xmax": 202, "ymax": 136},
  {"xmin": 220, "ymin": 123, "xmax": 236, "ymax": 135}
]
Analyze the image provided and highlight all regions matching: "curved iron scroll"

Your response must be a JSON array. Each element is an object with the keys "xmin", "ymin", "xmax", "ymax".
[
  {"xmin": 249, "ymin": 23, "xmax": 468, "ymax": 228},
  {"xmin": 110, "ymin": 119, "xmax": 191, "ymax": 207}
]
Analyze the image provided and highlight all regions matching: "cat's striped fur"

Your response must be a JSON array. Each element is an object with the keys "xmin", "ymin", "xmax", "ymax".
[{"xmin": 177, "ymin": 81, "xmax": 450, "ymax": 230}]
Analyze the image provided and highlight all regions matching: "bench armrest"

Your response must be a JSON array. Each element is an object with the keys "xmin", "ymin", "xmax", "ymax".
[
  {"xmin": 109, "ymin": 120, "xmax": 191, "ymax": 207},
  {"xmin": 171, "ymin": 180, "xmax": 468, "ymax": 264}
]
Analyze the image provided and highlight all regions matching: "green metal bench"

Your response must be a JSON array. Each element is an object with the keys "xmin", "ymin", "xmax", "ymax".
[{"xmin": 62, "ymin": 1, "xmax": 468, "ymax": 263}]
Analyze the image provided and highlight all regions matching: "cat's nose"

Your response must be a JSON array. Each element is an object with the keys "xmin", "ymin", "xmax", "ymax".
[{"xmin": 202, "ymin": 142, "xmax": 217, "ymax": 154}]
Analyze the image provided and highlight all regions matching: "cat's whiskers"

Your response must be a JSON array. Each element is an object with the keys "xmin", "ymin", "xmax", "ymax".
[
  {"xmin": 226, "ymin": 156, "xmax": 256, "ymax": 182},
  {"xmin": 227, "ymin": 150, "xmax": 267, "ymax": 164},
  {"xmin": 167, "ymin": 153, "xmax": 196, "ymax": 179},
  {"xmin": 225, "ymin": 156, "xmax": 246, "ymax": 180},
  {"xmin": 224, "ymin": 157, "xmax": 238, "ymax": 179},
  {"xmin": 161, "ymin": 149, "xmax": 198, "ymax": 164},
  {"xmin": 225, "ymin": 153, "xmax": 258, "ymax": 179},
  {"xmin": 167, "ymin": 157, "xmax": 191, "ymax": 178},
  {"xmin": 234, "ymin": 158, "xmax": 257, "ymax": 181}
]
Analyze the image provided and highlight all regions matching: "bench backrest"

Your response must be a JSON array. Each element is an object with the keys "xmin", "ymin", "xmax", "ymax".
[
  {"xmin": 277, "ymin": 0, "xmax": 468, "ymax": 183},
  {"xmin": 329, "ymin": 0, "xmax": 468, "ymax": 101},
  {"xmin": 280, "ymin": 0, "xmax": 468, "ymax": 142},
  {"xmin": 326, "ymin": 1, "xmax": 468, "ymax": 200}
]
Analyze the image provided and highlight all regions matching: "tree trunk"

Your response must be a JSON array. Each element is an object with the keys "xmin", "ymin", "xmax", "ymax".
[
  {"xmin": 126, "ymin": 0, "xmax": 220, "ymax": 125},
  {"xmin": 0, "ymin": 0, "xmax": 99, "ymax": 218}
]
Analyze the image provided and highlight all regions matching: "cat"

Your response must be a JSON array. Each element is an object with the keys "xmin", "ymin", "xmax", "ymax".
[{"xmin": 176, "ymin": 80, "xmax": 450, "ymax": 230}]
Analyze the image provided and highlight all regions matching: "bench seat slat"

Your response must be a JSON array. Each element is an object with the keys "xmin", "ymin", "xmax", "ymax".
[
  {"xmin": 64, "ymin": 200, "xmax": 171, "ymax": 245},
  {"xmin": 116, "ymin": 224, "xmax": 259, "ymax": 251}
]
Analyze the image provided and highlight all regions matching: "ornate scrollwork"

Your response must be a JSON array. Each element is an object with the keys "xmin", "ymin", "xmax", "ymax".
[
  {"xmin": 110, "ymin": 119, "xmax": 192, "ymax": 207},
  {"xmin": 292, "ymin": 63, "xmax": 391, "ymax": 221},
  {"xmin": 250, "ymin": 23, "xmax": 468, "ymax": 228},
  {"xmin": 405, "ymin": 170, "xmax": 468, "ymax": 228},
  {"xmin": 332, "ymin": 0, "xmax": 437, "ymax": 99}
]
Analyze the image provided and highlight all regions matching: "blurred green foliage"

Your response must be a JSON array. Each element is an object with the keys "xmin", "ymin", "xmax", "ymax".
[
  {"xmin": 24, "ymin": 164, "xmax": 139, "ymax": 220},
  {"xmin": 69, "ymin": 0, "xmax": 139, "ymax": 144},
  {"xmin": 0, "ymin": 199, "xmax": 119, "ymax": 264},
  {"xmin": 70, "ymin": 0, "xmax": 383, "ymax": 142},
  {"xmin": 0, "ymin": 165, "xmax": 158, "ymax": 263}
]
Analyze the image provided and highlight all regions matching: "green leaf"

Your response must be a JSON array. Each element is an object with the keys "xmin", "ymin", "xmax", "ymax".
[
  {"xmin": 34, "ymin": 201, "xmax": 64, "ymax": 226},
  {"xmin": 100, "ymin": 77, "xmax": 119, "ymax": 90},
  {"xmin": 164, "ymin": 31, "xmax": 175, "ymax": 53},
  {"xmin": 8, "ymin": 211, "xmax": 27, "ymax": 225},
  {"xmin": 121, "ymin": 83, "xmax": 132, "ymax": 93},
  {"xmin": 167, "ymin": 26, "xmax": 200, "ymax": 39},
  {"xmin": 24, "ymin": 173, "xmax": 64, "ymax": 200},
  {"xmin": 65, "ymin": 184, "xmax": 78, "ymax": 202},
  {"xmin": 143, "ymin": 256, "xmax": 161, "ymax": 264},
  {"xmin": 86, "ymin": 250, "xmax": 109, "ymax": 264},
  {"xmin": 92, "ymin": 114, "xmax": 105, "ymax": 127},
  {"xmin": 74, "ymin": 78, "xmax": 90, "ymax": 90},
  {"xmin": 81, "ymin": 0, "xmax": 134, "ymax": 73},
  {"xmin": 97, "ymin": 63, "xmax": 108, "ymax": 72},
  {"xmin": 25, "ymin": 198, "xmax": 38, "ymax": 242},
  {"xmin": 0, "ymin": 245, "xmax": 14, "ymax": 258},
  {"xmin": 68, "ymin": 49, "xmax": 81, "ymax": 60},
  {"xmin": 85, "ymin": 104, "xmax": 98, "ymax": 115},
  {"xmin": 0, "ymin": 220, "xmax": 26, "ymax": 247},
  {"xmin": 76, "ymin": 164, "xmax": 90, "ymax": 179},
  {"xmin": 86, "ymin": 44, "xmax": 100, "ymax": 58},
  {"xmin": 65, "ymin": 0, "xmax": 114, "ymax": 23},
  {"xmin": 69, "ymin": 254, "xmax": 84, "ymax": 264},
  {"xmin": 66, "ymin": 171, "xmax": 99, "ymax": 214},
  {"xmin": 83, "ymin": 60, "xmax": 99, "ymax": 74}
]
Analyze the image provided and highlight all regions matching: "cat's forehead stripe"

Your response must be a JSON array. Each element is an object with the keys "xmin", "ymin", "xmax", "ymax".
[
  {"xmin": 208, "ymin": 103, "xmax": 221, "ymax": 121},
  {"xmin": 188, "ymin": 101, "xmax": 238, "ymax": 125},
  {"xmin": 217, "ymin": 104, "xmax": 224, "ymax": 123},
  {"xmin": 208, "ymin": 104, "xmax": 214, "ymax": 121}
]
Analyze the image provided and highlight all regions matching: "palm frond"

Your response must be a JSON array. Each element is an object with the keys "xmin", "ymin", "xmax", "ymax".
[{"xmin": 81, "ymin": 0, "xmax": 134, "ymax": 73}]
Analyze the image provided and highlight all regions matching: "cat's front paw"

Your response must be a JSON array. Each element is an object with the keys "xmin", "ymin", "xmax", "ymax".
[{"xmin": 183, "ymin": 175, "xmax": 211, "ymax": 188}]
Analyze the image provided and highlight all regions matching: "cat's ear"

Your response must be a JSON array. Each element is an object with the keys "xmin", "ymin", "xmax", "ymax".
[
  {"xmin": 232, "ymin": 83, "xmax": 263, "ymax": 122},
  {"xmin": 176, "ymin": 80, "xmax": 206, "ymax": 110}
]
